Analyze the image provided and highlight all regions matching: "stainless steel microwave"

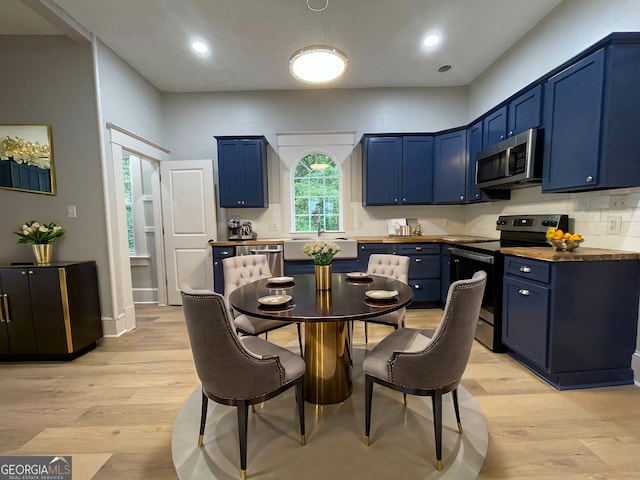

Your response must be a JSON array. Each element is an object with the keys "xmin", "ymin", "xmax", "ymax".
[{"xmin": 475, "ymin": 128, "xmax": 543, "ymax": 189}]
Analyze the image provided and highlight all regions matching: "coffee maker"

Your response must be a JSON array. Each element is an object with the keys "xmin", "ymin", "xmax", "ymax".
[
  {"xmin": 228, "ymin": 216, "xmax": 254, "ymax": 240},
  {"xmin": 227, "ymin": 216, "xmax": 241, "ymax": 240}
]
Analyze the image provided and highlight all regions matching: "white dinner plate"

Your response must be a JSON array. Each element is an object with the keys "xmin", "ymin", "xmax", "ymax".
[
  {"xmin": 267, "ymin": 276, "xmax": 295, "ymax": 284},
  {"xmin": 364, "ymin": 290, "xmax": 398, "ymax": 300},
  {"xmin": 346, "ymin": 272, "xmax": 369, "ymax": 279},
  {"xmin": 258, "ymin": 294, "xmax": 292, "ymax": 306}
]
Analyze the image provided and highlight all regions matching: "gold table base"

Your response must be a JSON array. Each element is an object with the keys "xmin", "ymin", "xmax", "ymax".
[{"xmin": 303, "ymin": 321, "xmax": 352, "ymax": 404}]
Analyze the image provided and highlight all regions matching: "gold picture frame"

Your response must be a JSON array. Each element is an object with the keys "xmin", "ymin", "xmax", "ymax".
[{"xmin": 0, "ymin": 124, "xmax": 55, "ymax": 195}]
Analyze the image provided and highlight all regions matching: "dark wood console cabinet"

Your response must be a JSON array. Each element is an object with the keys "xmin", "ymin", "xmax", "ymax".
[{"xmin": 0, "ymin": 261, "xmax": 102, "ymax": 360}]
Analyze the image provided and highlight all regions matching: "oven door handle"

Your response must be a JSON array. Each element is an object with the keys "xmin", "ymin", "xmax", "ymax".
[{"xmin": 449, "ymin": 247, "xmax": 494, "ymax": 265}]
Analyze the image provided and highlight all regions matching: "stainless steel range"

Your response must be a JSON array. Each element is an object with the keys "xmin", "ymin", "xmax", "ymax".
[{"xmin": 449, "ymin": 214, "xmax": 569, "ymax": 352}]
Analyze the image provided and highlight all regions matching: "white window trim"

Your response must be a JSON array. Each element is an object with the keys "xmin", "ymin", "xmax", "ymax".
[{"xmin": 276, "ymin": 132, "xmax": 355, "ymax": 235}]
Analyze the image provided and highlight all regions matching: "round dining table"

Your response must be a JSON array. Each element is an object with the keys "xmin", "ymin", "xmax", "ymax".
[{"xmin": 228, "ymin": 272, "xmax": 413, "ymax": 404}]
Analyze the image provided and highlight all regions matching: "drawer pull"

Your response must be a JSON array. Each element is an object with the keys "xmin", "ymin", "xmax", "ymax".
[
  {"xmin": 518, "ymin": 289, "xmax": 530, "ymax": 296},
  {"xmin": 414, "ymin": 284, "xmax": 421, "ymax": 289},
  {"xmin": 415, "ymin": 246, "xmax": 422, "ymax": 251},
  {"xmin": 519, "ymin": 266, "xmax": 532, "ymax": 273},
  {"xmin": 222, "ymin": 251, "xmax": 229, "ymax": 255},
  {"xmin": 1, "ymin": 294, "xmax": 10, "ymax": 323},
  {"xmin": 415, "ymin": 258, "xmax": 422, "ymax": 263}
]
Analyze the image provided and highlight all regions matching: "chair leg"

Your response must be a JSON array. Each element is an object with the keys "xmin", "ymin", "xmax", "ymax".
[
  {"xmin": 296, "ymin": 323, "xmax": 303, "ymax": 355},
  {"xmin": 296, "ymin": 377, "xmax": 306, "ymax": 445},
  {"xmin": 198, "ymin": 390, "xmax": 208, "ymax": 447},
  {"xmin": 237, "ymin": 401, "xmax": 249, "ymax": 480},
  {"xmin": 452, "ymin": 388, "xmax": 463, "ymax": 434},
  {"xmin": 364, "ymin": 322, "xmax": 369, "ymax": 344},
  {"xmin": 364, "ymin": 375, "xmax": 373, "ymax": 446},
  {"xmin": 432, "ymin": 390, "xmax": 443, "ymax": 472}
]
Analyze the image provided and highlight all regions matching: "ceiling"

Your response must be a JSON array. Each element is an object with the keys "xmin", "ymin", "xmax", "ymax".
[{"xmin": 3, "ymin": 0, "xmax": 563, "ymax": 93}]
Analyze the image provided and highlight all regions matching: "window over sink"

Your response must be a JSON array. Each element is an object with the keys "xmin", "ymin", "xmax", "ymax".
[{"xmin": 292, "ymin": 153, "xmax": 341, "ymax": 233}]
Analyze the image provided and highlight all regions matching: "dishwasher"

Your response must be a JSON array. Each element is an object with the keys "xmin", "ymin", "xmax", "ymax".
[{"xmin": 235, "ymin": 244, "xmax": 284, "ymax": 277}]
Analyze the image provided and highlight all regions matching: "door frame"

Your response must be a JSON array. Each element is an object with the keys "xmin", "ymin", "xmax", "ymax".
[{"xmin": 105, "ymin": 123, "xmax": 169, "ymax": 334}]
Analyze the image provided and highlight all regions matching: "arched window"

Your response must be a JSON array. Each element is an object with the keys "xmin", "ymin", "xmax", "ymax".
[{"xmin": 293, "ymin": 153, "xmax": 340, "ymax": 233}]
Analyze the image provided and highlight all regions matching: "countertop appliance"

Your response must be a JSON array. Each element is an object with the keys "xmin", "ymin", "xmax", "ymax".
[
  {"xmin": 448, "ymin": 213, "xmax": 569, "ymax": 352},
  {"xmin": 475, "ymin": 128, "xmax": 543, "ymax": 190},
  {"xmin": 228, "ymin": 217, "xmax": 254, "ymax": 240}
]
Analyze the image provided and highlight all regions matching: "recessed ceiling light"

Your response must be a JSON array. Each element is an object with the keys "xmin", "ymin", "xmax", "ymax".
[
  {"xmin": 437, "ymin": 64, "xmax": 452, "ymax": 73},
  {"xmin": 423, "ymin": 34, "xmax": 441, "ymax": 48},
  {"xmin": 191, "ymin": 41, "xmax": 209, "ymax": 54}
]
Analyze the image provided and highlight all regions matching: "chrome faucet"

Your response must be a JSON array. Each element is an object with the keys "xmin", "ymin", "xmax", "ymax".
[{"xmin": 312, "ymin": 212, "xmax": 323, "ymax": 237}]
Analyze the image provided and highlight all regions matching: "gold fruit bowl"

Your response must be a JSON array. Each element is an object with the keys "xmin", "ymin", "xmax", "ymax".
[{"xmin": 548, "ymin": 239, "xmax": 583, "ymax": 252}]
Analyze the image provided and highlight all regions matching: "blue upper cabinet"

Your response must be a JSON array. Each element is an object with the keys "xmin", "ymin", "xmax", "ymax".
[
  {"xmin": 216, "ymin": 136, "xmax": 268, "ymax": 208},
  {"xmin": 507, "ymin": 84, "xmax": 543, "ymax": 137},
  {"xmin": 483, "ymin": 106, "xmax": 507, "ymax": 146},
  {"xmin": 362, "ymin": 135, "xmax": 432, "ymax": 206},
  {"xmin": 543, "ymin": 43, "xmax": 640, "ymax": 192},
  {"xmin": 434, "ymin": 130, "xmax": 467, "ymax": 204},
  {"xmin": 466, "ymin": 120, "xmax": 486, "ymax": 203},
  {"xmin": 401, "ymin": 136, "xmax": 433, "ymax": 204},
  {"xmin": 483, "ymin": 85, "xmax": 543, "ymax": 147}
]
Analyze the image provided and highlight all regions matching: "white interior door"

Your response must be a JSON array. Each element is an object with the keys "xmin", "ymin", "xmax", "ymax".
[{"xmin": 161, "ymin": 160, "xmax": 217, "ymax": 305}]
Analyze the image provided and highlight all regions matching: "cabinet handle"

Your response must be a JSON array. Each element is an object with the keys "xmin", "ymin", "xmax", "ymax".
[
  {"xmin": 414, "ymin": 284, "xmax": 421, "ymax": 289},
  {"xmin": 415, "ymin": 246, "xmax": 422, "ymax": 251},
  {"xmin": 586, "ymin": 176, "xmax": 594, "ymax": 183},
  {"xmin": 394, "ymin": 198, "xmax": 398, "ymax": 203},
  {"xmin": 28, "ymin": 270, "xmax": 34, "ymax": 275},
  {"xmin": 460, "ymin": 195, "xmax": 464, "ymax": 201},
  {"xmin": 519, "ymin": 266, "xmax": 531, "ymax": 273},
  {"xmin": 1, "ymin": 294, "xmax": 10, "ymax": 323},
  {"xmin": 415, "ymin": 258, "xmax": 422, "ymax": 263},
  {"xmin": 402, "ymin": 198, "xmax": 406, "ymax": 202},
  {"xmin": 21, "ymin": 270, "xmax": 27, "ymax": 275},
  {"xmin": 508, "ymin": 130, "xmax": 513, "ymax": 136},
  {"xmin": 214, "ymin": 261, "xmax": 218, "ymax": 266},
  {"xmin": 518, "ymin": 289, "xmax": 530, "ymax": 296},
  {"xmin": 361, "ymin": 246, "xmax": 365, "ymax": 250},
  {"xmin": 222, "ymin": 250, "xmax": 229, "ymax": 255}
]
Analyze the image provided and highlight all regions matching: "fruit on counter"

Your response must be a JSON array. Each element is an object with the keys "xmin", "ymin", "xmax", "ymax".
[{"xmin": 546, "ymin": 228, "xmax": 584, "ymax": 241}]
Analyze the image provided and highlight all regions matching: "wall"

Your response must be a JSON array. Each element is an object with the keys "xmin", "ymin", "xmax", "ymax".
[
  {"xmin": 466, "ymin": 0, "xmax": 640, "ymax": 382},
  {"xmin": 163, "ymin": 87, "xmax": 469, "ymax": 240},
  {"xmin": 95, "ymin": 40, "xmax": 166, "ymax": 321},
  {"xmin": 0, "ymin": 36, "xmax": 110, "ymax": 312}
]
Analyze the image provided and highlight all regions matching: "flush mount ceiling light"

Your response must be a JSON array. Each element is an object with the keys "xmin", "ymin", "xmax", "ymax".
[
  {"xmin": 290, "ymin": 0, "xmax": 348, "ymax": 84},
  {"xmin": 289, "ymin": 45, "xmax": 348, "ymax": 84},
  {"xmin": 309, "ymin": 160, "xmax": 330, "ymax": 171}
]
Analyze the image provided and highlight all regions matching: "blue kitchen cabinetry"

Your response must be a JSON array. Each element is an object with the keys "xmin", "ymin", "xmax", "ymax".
[
  {"xmin": 502, "ymin": 255, "xmax": 639, "ymax": 389},
  {"xmin": 357, "ymin": 243, "xmax": 394, "ymax": 265},
  {"xmin": 433, "ymin": 130, "xmax": 467, "ymax": 204},
  {"xmin": 482, "ymin": 85, "xmax": 543, "ymax": 147},
  {"xmin": 396, "ymin": 243, "xmax": 441, "ymax": 306},
  {"xmin": 466, "ymin": 120, "xmax": 486, "ymax": 203},
  {"xmin": 216, "ymin": 136, "xmax": 268, "ymax": 208},
  {"xmin": 283, "ymin": 259, "xmax": 359, "ymax": 275},
  {"xmin": 212, "ymin": 246, "xmax": 235, "ymax": 295},
  {"xmin": 362, "ymin": 135, "xmax": 433, "ymax": 206},
  {"xmin": 543, "ymin": 43, "xmax": 640, "ymax": 192}
]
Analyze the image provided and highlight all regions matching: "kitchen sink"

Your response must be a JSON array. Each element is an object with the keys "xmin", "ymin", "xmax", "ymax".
[{"xmin": 283, "ymin": 238, "xmax": 358, "ymax": 260}]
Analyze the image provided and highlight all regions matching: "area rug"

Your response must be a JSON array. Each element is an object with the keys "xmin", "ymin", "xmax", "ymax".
[{"xmin": 172, "ymin": 347, "xmax": 488, "ymax": 479}]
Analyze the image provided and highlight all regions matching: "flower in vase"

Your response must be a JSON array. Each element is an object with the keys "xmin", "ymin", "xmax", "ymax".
[
  {"xmin": 15, "ymin": 220, "xmax": 66, "ymax": 244},
  {"xmin": 302, "ymin": 240, "xmax": 340, "ymax": 266}
]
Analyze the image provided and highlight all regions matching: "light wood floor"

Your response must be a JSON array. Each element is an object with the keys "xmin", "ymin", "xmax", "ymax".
[{"xmin": 1, "ymin": 305, "xmax": 640, "ymax": 479}]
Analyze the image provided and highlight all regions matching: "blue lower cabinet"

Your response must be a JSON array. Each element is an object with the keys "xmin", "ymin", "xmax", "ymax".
[
  {"xmin": 212, "ymin": 247, "xmax": 235, "ymax": 295},
  {"xmin": 284, "ymin": 259, "xmax": 360, "ymax": 275},
  {"xmin": 502, "ymin": 255, "xmax": 639, "ymax": 389}
]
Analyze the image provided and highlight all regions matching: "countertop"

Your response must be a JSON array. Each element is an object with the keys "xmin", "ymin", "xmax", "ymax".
[
  {"xmin": 501, "ymin": 246, "xmax": 640, "ymax": 262},
  {"xmin": 209, "ymin": 234, "xmax": 496, "ymax": 247}
]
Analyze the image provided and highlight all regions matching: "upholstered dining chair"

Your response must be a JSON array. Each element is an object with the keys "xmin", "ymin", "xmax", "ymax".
[
  {"xmin": 223, "ymin": 254, "xmax": 302, "ymax": 353},
  {"xmin": 363, "ymin": 254, "xmax": 411, "ymax": 343},
  {"xmin": 181, "ymin": 288, "xmax": 306, "ymax": 480},
  {"xmin": 362, "ymin": 271, "xmax": 487, "ymax": 472}
]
